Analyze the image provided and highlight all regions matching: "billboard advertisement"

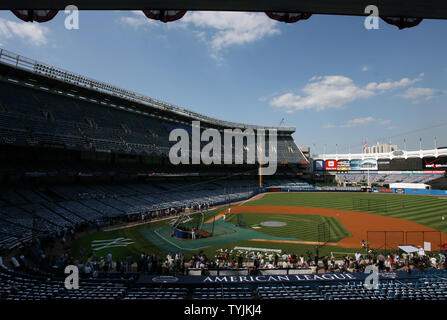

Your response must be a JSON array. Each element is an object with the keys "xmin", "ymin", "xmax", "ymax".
[
  {"xmin": 313, "ymin": 160, "xmax": 325, "ymax": 171},
  {"xmin": 325, "ymin": 160, "xmax": 337, "ymax": 171},
  {"xmin": 336, "ymin": 160, "xmax": 351, "ymax": 171},
  {"xmin": 315, "ymin": 159, "xmax": 378, "ymax": 171},
  {"xmin": 423, "ymin": 157, "xmax": 447, "ymax": 169},
  {"xmin": 349, "ymin": 159, "xmax": 378, "ymax": 171}
]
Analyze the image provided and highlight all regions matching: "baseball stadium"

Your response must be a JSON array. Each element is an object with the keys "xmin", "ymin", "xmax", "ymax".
[{"xmin": 1, "ymin": 2, "xmax": 447, "ymax": 304}]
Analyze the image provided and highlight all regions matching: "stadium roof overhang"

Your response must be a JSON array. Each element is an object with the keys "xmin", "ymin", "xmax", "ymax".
[
  {"xmin": 0, "ymin": 50, "xmax": 295, "ymax": 134},
  {"xmin": 3, "ymin": 0, "xmax": 447, "ymax": 19},
  {"xmin": 0, "ymin": 62, "xmax": 214, "ymax": 128}
]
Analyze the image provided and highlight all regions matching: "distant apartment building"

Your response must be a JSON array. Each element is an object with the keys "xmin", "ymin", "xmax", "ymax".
[{"xmin": 364, "ymin": 142, "xmax": 398, "ymax": 154}]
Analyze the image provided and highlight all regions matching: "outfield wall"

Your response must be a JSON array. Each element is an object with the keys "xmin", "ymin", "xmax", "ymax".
[
  {"xmin": 263, "ymin": 186, "xmax": 447, "ymax": 196},
  {"xmin": 376, "ymin": 188, "xmax": 447, "ymax": 196},
  {"xmin": 263, "ymin": 186, "xmax": 362, "ymax": 193}
]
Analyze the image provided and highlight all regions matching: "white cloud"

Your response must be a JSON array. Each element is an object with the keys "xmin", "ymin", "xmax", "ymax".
[
  {"xmin": 120, "ymin": 11, "xmax": 157, "ymax": 29},
  {"xmin": 398, "ymin": 87, "xmax": 435, "ymax": 103},
  {"xmin": 270, "ymin": 75, "xmax": 423, "ymax": 112},
  {"xmin": 180, "ymin": 11, "xmax": 280, "ymax": 60},
  {"xmin": 322, "ymin": 117, "xmax": 392, "ymax": 129},
  {"xmin": 0, "ymin": 17, "xmax": 49, "ymax": 46},
  {"xmin": 365, "ymin": 76, "xmax": 422, "ymax": 91},
  {"xmin": 379, "ymin": 119, "xmax": 392, "ymax": 125},
  {"xmin": 270, "ymin": 76, "xmax": 374, "ymax": 111},
  {"xmin": 340, "ymin": 117, "xmax": 391, "ymax": 128},
  {"xmin": 182, "ymin": 12, "xmax": 279, "ymax": 50},
  {"xmin": 340, "ymin": 116, "xmax": 376, "ymax": 127},
  {"xmin": 119, "ymin": 11, "xmax": 280, "ymax": 61},
  {"xmin": 362, "ymin": 66, "xmax": 369, "ymax": 72}
]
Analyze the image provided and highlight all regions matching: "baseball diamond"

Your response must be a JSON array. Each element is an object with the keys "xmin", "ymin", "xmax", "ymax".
[{"xmin": 71, "ymin": 192, "xmax": 447, "ymax": 259}]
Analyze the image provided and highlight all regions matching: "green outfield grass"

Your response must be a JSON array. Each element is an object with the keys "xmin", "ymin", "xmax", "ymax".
[{"xmin": 71, "ymin": 192, "xmax": 447, "ymax": 262}]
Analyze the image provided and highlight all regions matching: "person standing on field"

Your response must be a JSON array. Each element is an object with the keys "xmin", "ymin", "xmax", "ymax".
[{"xmin": 330, "ymin": 253, "xmax": 336, "ymax": 270}]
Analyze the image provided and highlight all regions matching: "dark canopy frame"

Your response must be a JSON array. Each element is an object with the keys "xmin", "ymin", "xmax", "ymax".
[{"xmin": 2, "ymin": 0, "xmax": 447, "ymax": 19}]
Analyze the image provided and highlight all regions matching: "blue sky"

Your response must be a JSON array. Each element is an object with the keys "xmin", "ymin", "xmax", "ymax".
[{"xmin": 1, "ymin": 10, "xmax": 446, "ymax": 155}]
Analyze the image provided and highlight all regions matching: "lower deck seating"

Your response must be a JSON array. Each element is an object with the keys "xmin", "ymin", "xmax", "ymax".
[
  {"xmin": 0, "ymin": 179, "xmax": 307, "ymax": 248},
  {"xmin": 1, "ymin": 266, "xmax": 446, "ymax": 301}
]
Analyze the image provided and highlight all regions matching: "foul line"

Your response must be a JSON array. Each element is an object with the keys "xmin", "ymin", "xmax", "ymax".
[
  {"xmin": 249, "ymin": 239, "xmax": 339, "ymax": 246},
  {"xmin": 206, "ymin": 193, "xmax": 265, "ymax": 223}
]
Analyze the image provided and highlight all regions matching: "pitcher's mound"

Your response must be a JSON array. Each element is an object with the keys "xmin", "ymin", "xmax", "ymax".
[{"xmin": 260, "ymin": 221, "xmax": 287, "ymax": 227}]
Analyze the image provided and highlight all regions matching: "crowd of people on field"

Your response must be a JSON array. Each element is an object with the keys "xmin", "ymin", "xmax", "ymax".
[
  {"xmin": 186, "ymin": 246, "xmax": 447, "ymax": 275},
  {"xmin": 3, "ymin": 245, "xmax": 447, "ymax": 278},
  {"xmin": 2, "ymin": 230, "xmax": 447, "ymax": 279}
]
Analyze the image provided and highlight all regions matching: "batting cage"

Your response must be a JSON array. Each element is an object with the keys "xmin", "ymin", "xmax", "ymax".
[
  {"xmin": 236, "ymin": 213, "xmax": 247, "ymax": 228},
  {"xmin": 170, "ymin": 209, "xmax": 243, "ymax": 239},
  {"xmin": 317, "ymin": 221, "xmax": 331, "ymax": 245},
  {"xmin": 353, "ymin": 198, "xmax": 388, "ymax": 213},
  {"xmin": 170, "ymin": 211, "xmax": 212, "ymax": 239}
]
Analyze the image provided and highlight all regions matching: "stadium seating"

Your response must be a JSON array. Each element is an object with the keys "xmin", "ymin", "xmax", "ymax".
[
  {"xmin": 0, "ymin": 80, "xmax": 306, "ymax": 163},
  {"xmin": 0, "ymin": 179, "xmax": 308, "ymax": 249},
  {"xmin": 1, "ymin": 263, "xmax": 445, "ymax": 301},
  {"xmin": 336, "ymin": 173, "xmax": 442, "ymax": 185}
]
